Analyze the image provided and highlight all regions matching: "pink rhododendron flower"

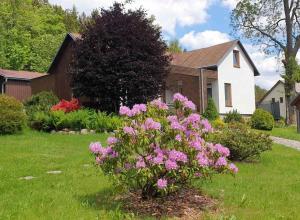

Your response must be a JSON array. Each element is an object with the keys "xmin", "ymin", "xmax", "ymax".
[
  {"xmin": 136, "ymin": 157, "xmax": 146, "ymax": 168},
  {"xmin": 152, "ymin": 155, "xmax": 164, "ymax": 165},
  {"xmin": 229, "ymin": 163, "xmax": 238, "ymax": 173},
  {"xmin": 185, "ymin": 113, "xmax": 200, "ymax": 124},
  {"xmin": 165, "ymin": 159, "xmax": 178, "ymax": 170},
  {"xmin": 215, "ymin": 144, "xmax": 230, "ymax": 157},
  {"xmin": 144, "ymin": 118, "xmax": 161, "ymax": 130},
  {"xmin": 150, "ymin": 99, "xmax": 168, "ymax": 110},
  {"xmin": 168, "ymin": 150, "xmax": 188, "ymax": 163},
  {"xmin": 123, "ymin": 126, "xmax": 136, "ymax": 135},
  {"xmin": 107, "ymin": 137, "xmax": 118, "ymax": 145},
  {"xmin": 167, "ymin": 115, "xmax": 178, "ymax": 123},
  {"xmin": 170, "ymin": 121, "xmax": 185, "ymax": 131},
  {"xmin": 184, "ymin": 100, "xmax": 196, "ymax": 111},
  {"xmin": 173, "ymin": 93, "xmax": 188, "ymax": 102},
  {"xmin": 119, "ymin": 106, "xmax": 131, "ymax": 117},
  {"xmin": 189, "ymin": 141, "xmax": 202, "ymax": 151},
  {"xmin": 215, "ymin": 157, "xmax": 228, "ymax": 167},
  {"xmin": 175, "ymin": 134, "xmax": 182, "ymax": 142},
  {"xmin": 89, "ymin": 142, "xmax": 102, "ymax": 153},
  {"xmin": 201, "ymin": 119, "xmax": 213, "ymax": 132},
  {"xmin": 196, "ymin": 152, "xmax": 209, "ymax": 167},
  {"xmin": 157, "ymin": 178, "xmax": 168, "ymax": 189}
]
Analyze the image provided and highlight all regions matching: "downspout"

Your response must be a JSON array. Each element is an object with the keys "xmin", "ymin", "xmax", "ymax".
[
  {"xmin": 198, "ymin": 68, "xmax": 205, "ymax": 113},
  {"xmin": 1, "ymin": 77, "xmax": 7, "ymax": 94}
]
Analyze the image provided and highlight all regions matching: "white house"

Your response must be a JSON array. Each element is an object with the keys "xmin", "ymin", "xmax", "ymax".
[
  {"xmin": 258, "ymin": 80, "xmax": 300, "ymax": 119},
  {"xmin": 165, "ymin": 40, "xmax": 259, "ymax": 116}
]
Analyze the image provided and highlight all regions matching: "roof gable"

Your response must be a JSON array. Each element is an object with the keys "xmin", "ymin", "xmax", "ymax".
[
  {"xmin": 171, "ymin": 40, "xmax": 260, "ymax": 76},
  {"xmin": 258, "ymin": 80, "xmax": 284, "ymax": 104}
]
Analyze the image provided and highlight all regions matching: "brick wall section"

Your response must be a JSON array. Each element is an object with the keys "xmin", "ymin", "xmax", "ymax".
[
  {"xmin": 166, "ymin": 66, "xmax": 202, "ymax": 112},
  {"xmin": 165, "ymin": 66, "xmax": 218, "ymax": 114}
]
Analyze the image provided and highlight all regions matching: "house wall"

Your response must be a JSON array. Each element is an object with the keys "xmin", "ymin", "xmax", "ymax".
[
  {"xmin": 165, "ymin": 66, "xmax": 201, "ymax": 112},
  {"xmin": 31, "ymin": 74, "xmax": 56, "ymax": 94},
  {"xmin": 48, "ymin": 40, "xmax": 73, "ymax": 100},
  {"xmin": 260, "ymin": 82, "xmax": 286, "ymax": 118},
  {"xmin": 5, "ymin": 80, "xmax": 32, "ymax": 101},
  {"xmin": 217, "ymin": 44, "xmax": 256, "ymax": 115}
]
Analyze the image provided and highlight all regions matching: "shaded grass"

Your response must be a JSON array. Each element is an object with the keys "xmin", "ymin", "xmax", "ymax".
[{"xmin": 1, "ymin": 130, "xmax": 300, "ymax": 219}]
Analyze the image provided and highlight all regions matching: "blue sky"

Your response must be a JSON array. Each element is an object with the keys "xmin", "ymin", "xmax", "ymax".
[{"xmin": 49, "ymin": 0, "xmax": 287, "ymax": 89}]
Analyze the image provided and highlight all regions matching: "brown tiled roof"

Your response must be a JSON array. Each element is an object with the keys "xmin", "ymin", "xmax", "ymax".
[
  {"xmin": 0, "ymin": 69, "xmax": 47, "ymax": 80},
  {"xmin": 171, "ymin": 40, "xmax": 237, "ymax": 68}
]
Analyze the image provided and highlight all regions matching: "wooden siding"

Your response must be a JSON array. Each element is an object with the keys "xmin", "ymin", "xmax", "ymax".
[
  {"xmin": 5, "ymin": 80, "xmax": 32, "ymax": 101},
  {"xmin": 31, "ymin": 74, "xmax": 55, "ymax": 94},
  {"xmin": 48, "ymin": 39, "xmax": 73, "ymax": 100}
]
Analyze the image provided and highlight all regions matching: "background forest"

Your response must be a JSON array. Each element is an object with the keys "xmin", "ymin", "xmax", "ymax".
[{"xmin": 0, "ymin": 0, "xmax": 85, "ymax": 72}]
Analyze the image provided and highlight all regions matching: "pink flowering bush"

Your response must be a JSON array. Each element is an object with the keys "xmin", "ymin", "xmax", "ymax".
[{"xmin": 89, "ymin": 94, "xmax": 237, "ymax": 198}]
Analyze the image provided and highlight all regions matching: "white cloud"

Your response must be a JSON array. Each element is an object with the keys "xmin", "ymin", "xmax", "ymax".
[
  {"xmin": 221, "ymin": 0, "xmax": 239, "ymax": 9},
  {"xmin": 49, "ymin": 0, "xmax": 212, "ymax": 36},
  {"xmin": 179, "ymin": 30, "xmax": 231, "ymax": 50}
]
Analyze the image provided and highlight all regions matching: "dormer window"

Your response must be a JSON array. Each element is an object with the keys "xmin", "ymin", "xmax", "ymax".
[{"xmin": 233, "ymin": 50, "xmax": 240, "ymax": 68}]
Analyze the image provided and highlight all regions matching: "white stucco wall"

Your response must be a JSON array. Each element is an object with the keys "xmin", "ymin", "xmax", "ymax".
[
  {"xmin": 216, "ymin": 45, "xmax": 256, "ymax": 115},
  {"xmin": 260, "ymin": 82, "xmax": 286, "ymax": 118}
]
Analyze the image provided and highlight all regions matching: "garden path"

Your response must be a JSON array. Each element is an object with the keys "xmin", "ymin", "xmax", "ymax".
[{"xmin": 271, "ymin": 136, "xmax": 300, "ymax": 151}]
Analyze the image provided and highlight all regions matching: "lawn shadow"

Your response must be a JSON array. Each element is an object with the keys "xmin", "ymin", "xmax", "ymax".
[{"xmin": 78, "ymin": 187, "xmax": 122, "ymax": 212}]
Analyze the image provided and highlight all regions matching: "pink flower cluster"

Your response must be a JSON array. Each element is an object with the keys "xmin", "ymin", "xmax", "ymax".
[
  {"xmin": 89, "ymin": 141, "xmax": 118, "ymax": 164},
  {"xmin": 90, "ymin": 93, "xmax": 237, "ymax": 196},
  {"xmin": 150, "ymin": 99, "xmax": 168, "ymax": 110},
  {"xmin": 173, "ymin": 93, "xmax": 196, "ymax": 111},
  {"xmin": 119, "ymin": 104, "xmax": 147, "ymax": 117}
]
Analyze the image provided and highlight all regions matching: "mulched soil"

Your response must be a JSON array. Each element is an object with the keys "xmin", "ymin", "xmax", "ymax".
[{"xmin": 117, "ymin": 188, "xmax": 218, "ymax": 219}]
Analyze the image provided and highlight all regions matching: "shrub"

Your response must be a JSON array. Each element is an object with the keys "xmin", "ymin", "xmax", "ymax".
[
  {"xmin": 251, "ymin": 109, "xmax": 274, "ymax": 130},
  {"xmin": 207, "ymin": 123, "xmax": 272, "ymax": 161},
  {"xmin": 224, "ymin": 109, "xmax": 243, "ymax": 123},
  {"xmin": 64, "ymin": 109, "xmax": 94, "ymax": 131},
  {"xmin": 51, "ymin": 98, "xmax": 80, "ymax": 113},
  {"xmin": 211, "ymin": 118, "xmax": 225, "ymax": 129},
  {"xmin": 30, "ymin": 111, "xmax": 53, "ymax": 131},
  {"xmin": 24, "ymin": 91, "xmax": 59, "ymax": 120},
  {"xmin": 91, "ymin": 112, "xmax": 123, "ymax": 132},
  {"xmin": 202, "ymin": 98, "xmax": 219, "ymax": 121},
  {"xmin": 0, "ymin": 95, "xmax": 26, "ymax": 134},
  {"xmin": 89, "ymin": 94, "xmax": 237, "ymax": 198},
  {"xmin": 275, "ymin": 117, "xmax": 286, "ymax": 128}
]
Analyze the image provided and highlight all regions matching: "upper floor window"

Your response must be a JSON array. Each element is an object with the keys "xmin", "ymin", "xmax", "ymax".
[
  {"xmin": 233, "ymin": 50, "xmax": 240, "ymax": 68},
  {"xmin": 225, "ymin": 83, "xmax": 232, "ymax": 107},
  {"xmin": 177, "ymin": 80, "xmax": 183, "ymax": 94}
]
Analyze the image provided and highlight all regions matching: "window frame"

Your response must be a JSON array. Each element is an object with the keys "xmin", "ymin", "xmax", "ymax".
[
  {"xmin": 224, "ymin": 83, "xmax": 232, "ymax": 107},
  {"xmin": 233, "ymin": 50, "xmax": 240, "ymax": 68}
]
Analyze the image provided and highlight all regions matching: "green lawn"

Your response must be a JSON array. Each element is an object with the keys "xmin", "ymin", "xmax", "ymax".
[
  {"xmin": 1, "ymin": 130, "xmax": 300, "ymax": 219},
  {"xmin": 267, "ymin": 126, "xmax": 300, "ymax": 141}
]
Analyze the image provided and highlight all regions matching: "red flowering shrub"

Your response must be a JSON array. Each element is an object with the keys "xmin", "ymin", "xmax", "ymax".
[{"xmin": 51, "ymin": 98, "xmax": 80, "ymax": 113}]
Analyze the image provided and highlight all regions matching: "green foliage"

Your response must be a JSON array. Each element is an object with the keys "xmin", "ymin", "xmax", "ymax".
[
  {"xmin": 207, "ymin": 123, "xmax": 272, "ymax": 161},
  {"xmin": 251, "ymin": 109, "xmax": 274, "ymax": 130},
  {"xmin": 255, "ymin": 85, "xmax": 267, "ymax": 103},
  {"xmin": 0, "ymin": 95, "xmax": 26, "ymax": 134},
  {"xmin": 224, "ymin": 109, "xmax": 243, "ymax": 123},
  {"xmin": 29, "ymin": 108, "xmax": 123, "ymax": 132},
  {"xmin": 202, "ymin": 98, "xmax": 219, "ymax": 120},
  {"xmin": 25, "ymin": 91, "xmax": 59, "ymax": 120},
  {"xmin": 167, "ymin": 39, "xmax": 182, "ymax": 53},
  {"xmin": 0, "ymin": 0, "xmax": 80, "ymax": 72},
  {"xmin": 274, "ymin": 117, "xmax": 286, "ymax": 128},
  {"xmin": 211, "ymin": 118, "xmax": 226, "ymax": 129}
]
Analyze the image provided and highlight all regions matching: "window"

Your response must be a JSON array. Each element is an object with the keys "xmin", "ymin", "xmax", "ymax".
[
  {"xmin": 207, "ymin": 83, "xmax": 212, "ymax": 100},
  {"xmin": 280, "ymin": 97, "xmax": 283, "ymax": 103},
  {"xmin": 177, "ymin": 80, "xmax": 183, "ymax": 93},
  {"xmin": 233, "ymin": 50, "xmax": 240, "ymax": 68},
  {"xmin": 272, "ymin": 98, "xmax": 275, "ymax": 103},
  {"xmin": 224, "ymin": 83, "xmax": 232, "ymax": 107}
]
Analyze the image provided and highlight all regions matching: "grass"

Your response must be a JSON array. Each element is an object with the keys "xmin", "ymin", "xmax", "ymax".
[
  {"xmin": 1, "ymin": 130, "xmax": 300, "ymax": 219},
  {"xmin": 266, "ymin": 126, "xmax": 300, "ymax": 141}
]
